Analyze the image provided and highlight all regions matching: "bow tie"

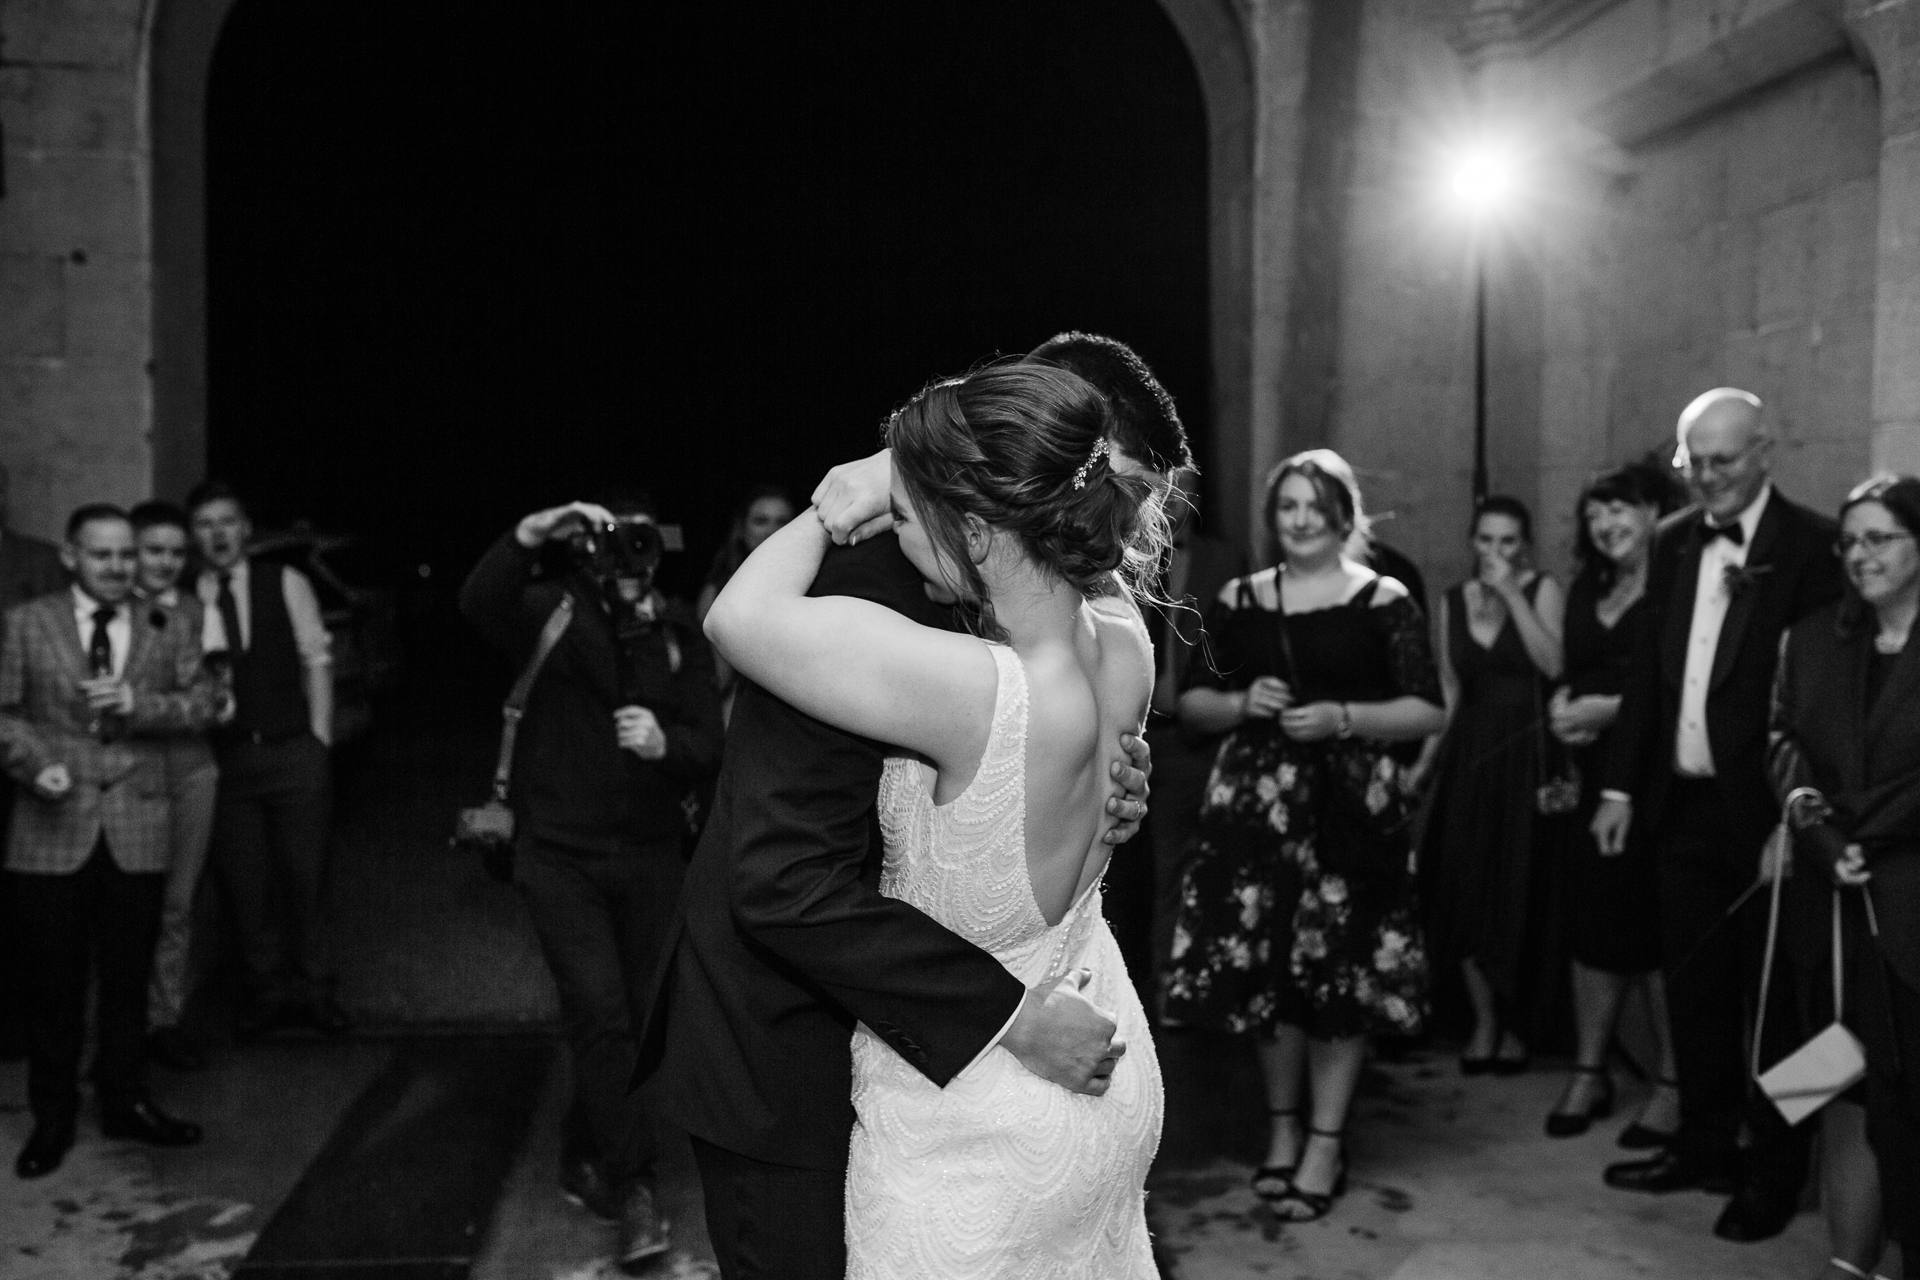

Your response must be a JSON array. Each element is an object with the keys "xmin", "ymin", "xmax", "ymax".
[{"xmin": 1699, "ymin": 520, "xmax": 1745, "ymax": 548}]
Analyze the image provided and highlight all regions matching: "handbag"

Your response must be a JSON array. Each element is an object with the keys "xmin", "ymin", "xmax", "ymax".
[
  {"xmin": 1751, "ymin": 871, "xmax": 1869, "ymax": 1126},
  {"xmin": 1263, "ymin": 581, "xmax": 1420, "ymax": 871},
  {"xmin": 453, "ymin": 596, "xmax": 575, "ymax": 882}
]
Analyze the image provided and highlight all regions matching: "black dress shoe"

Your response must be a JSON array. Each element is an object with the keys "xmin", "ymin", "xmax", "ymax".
[
  {"xmin": 1603, "ymin": 1148, "xmax": 1737, "ymax": 1195},
  {"xmin": 101, "ymin": 1099, "xmax": 203, "ymax": 1147},
  {"xmin": 1616, "ymin": 1122, "xmax": 1678, "ymax": 1150},
  {"xmin": 1713, "ymin": 1183, "xmax": 1799, "ymax": 1242},
  {"xmin": 14, "ymin": 1120, "xmax": 75, "ymax": 1179},
  {"xmin": 148, "ymin": 1026, "xmax": 206, "ymax": 1072}
]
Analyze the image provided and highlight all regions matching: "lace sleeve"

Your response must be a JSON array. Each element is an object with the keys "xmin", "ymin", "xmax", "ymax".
[{"xmin": 1378, "ymin": 596, "xmax": 1442, "ymax": 705}]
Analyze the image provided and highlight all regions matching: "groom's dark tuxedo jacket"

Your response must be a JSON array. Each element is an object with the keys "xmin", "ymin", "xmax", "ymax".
[
  {"xmin": 1602, "ymin": 487, "xmax": 1840, "ymax": 851},
  {"xmin": 633, "ymin": 534, "xmax": 1025, "ymax": 1172}
]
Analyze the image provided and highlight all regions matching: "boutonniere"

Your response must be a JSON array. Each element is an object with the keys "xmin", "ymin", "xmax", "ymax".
[{"xmin": 1723, "ymin": 562, "xmax": 1773, "ymax": 599}]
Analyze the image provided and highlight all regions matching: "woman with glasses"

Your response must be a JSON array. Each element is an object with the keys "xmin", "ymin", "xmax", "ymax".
[
  {"xmin": 1769, "ymin": 474, "xmax": 1920, "ymax": 1280},
  {"xmin": 1162, "ymin": 450, "xmax": 1443, "ymax": 1223},
  {"xmin": 1418, "ymin": 495, "xmax": 1567, "ymax": 1076}
]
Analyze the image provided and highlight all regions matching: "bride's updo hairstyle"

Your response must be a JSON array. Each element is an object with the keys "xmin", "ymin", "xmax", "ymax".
[{"xmin": 886, "ymin": 362, "xmax": 1170, "ymax": 642}]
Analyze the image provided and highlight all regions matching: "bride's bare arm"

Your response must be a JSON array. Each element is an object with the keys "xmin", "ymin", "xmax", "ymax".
[{"xmin": 705, "ymin": 507, "xmax": 996, "ymax": 765}]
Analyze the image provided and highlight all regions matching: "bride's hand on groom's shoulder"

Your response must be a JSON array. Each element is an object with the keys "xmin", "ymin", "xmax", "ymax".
[
  {"xmin": 813, "ymin": 450, "xmax": 897, "ymax": 545},
  {"xmin": 1001, "ymin": 968, "xmax": 1126, "ymax": 1097}
]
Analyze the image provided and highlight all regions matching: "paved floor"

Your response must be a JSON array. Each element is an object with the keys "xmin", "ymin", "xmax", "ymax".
[{"xmin": 6, "ymin": 1031, "xmax": 1898, "ymax": 1279}]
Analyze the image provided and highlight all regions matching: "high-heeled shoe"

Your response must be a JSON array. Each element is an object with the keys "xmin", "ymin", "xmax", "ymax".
[
  {"xmin": 1826, "ymin": 1257, "xmax": 1894, "ymax": 1280},
  {"xmin": 1251, "ymin": 1108, "xmax": 1299, "ymax": 1201},
  {"xmin": 1271, "ymin": 1128, "xmax": 1346, "ymax": 1222},
  {"xmin": 1545, "ymin": 1065, "xmax": 1614, "ymax": 1137},
  {"xmin": 1617, "ymin": 1075, "xmax": 1680, "ymax": 1150}
]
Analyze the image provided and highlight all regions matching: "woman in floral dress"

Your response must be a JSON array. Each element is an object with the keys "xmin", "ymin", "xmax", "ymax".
[{"xmin": 1162, "ymin": 451, "xmax": 1444, "ymax": 1222}]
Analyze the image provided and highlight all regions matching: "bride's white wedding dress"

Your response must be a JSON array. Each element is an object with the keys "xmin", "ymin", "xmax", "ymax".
[{"xmin": 846, "ymin": 642, "xmax": 1164, "ymax": 1279}]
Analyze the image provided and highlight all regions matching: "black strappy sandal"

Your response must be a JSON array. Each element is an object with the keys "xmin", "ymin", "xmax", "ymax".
[
  {"xmin": 1270, "ymin": 1128, "xmax": 1346, "ymax": 1222},
  {"xmin": 1251, "ymin": 1108, "xmax": 1299, "ymax": 1201},
  {"xmin": 1545, "ymin": 1065, "xmax": 1615, "ymax": 1138},
  {"xmin": 1617, "ymin": 1075, "xmax": 1680, "ymax": 1150}
]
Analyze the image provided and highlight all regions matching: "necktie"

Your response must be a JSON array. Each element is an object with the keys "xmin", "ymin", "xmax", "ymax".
[
  {"xmin": 89, "ymin": 606, "xmax": 115, "ymax": 678},
  {"xmin": 216, "ymin": 571, "xmax": 245, "ymax": 654},
  {"xmin": 1699, "ymin": 520, "xmax": 1745, "ymax": 548}
]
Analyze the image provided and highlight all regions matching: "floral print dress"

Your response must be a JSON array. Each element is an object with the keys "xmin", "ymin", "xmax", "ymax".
[{"xmin": 1161, "ymin": 569, "xmax": 1440, "ymax": 1039}]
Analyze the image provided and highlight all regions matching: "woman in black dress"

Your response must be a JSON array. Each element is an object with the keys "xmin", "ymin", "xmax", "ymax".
[
  {"xmin": 1769, "ymin": 474, "xmax": 1920, "ymax": 1280},
  {"xmin": 1544, "ymin": 462, "xmax": 1684, "ymax": 1141},
  {"xmin": 1418, "ymin": 496, "xmax": 1565, "ymax": 1071},
  {"xmin": 1163, "ymin": 450, "xmax": 1444, "ymax": 1222}
]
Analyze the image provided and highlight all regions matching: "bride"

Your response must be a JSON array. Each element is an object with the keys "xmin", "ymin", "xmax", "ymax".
[{"xmin": 704, "ymin": 362, "xmax": 1167, "ymax": 1277}]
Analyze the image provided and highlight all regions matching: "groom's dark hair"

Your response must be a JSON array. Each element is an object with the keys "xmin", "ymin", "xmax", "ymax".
[{"xmin": 1027, "ymin": 331, "xmax": 1193, "ymax": 477}]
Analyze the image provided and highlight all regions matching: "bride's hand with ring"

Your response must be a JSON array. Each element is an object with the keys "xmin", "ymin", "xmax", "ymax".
[{"xmin": 813, "ymin": 450, "xmax": 897, "ymax": 545}]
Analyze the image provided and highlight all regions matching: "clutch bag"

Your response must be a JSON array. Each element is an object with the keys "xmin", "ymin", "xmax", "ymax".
[{"xmin": 1758, "ymin": 1022, "xmax": 1866, "ymax": 1126}]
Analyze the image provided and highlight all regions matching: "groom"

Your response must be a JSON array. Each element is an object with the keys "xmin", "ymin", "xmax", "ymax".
[{"xmin": 635, "ymin": 334, "xmax": 1192, "ymax": 1279}]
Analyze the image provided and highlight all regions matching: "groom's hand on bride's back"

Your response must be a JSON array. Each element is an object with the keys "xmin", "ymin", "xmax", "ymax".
[{"xmin": 1001, "ymin": 968, "xmax": 1126, "ymax": 1096}]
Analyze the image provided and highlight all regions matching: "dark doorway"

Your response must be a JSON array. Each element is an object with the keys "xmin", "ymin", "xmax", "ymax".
[{"xmin": 206, "ymin": 0, "xmax": 1212, "ymax": 597}]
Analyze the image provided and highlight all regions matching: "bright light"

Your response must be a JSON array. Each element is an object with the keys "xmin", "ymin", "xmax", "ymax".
[{"xmin": 1442, "ymin": 137, "xmax": 1521, "ymax": 221}]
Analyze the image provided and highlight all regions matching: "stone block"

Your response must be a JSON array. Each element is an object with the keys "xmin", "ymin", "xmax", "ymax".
[
  {"xmin": 0, "ymin": 0, "xmax": 144, "ymax": 71},
  {"xmin": 20, "ymin": 66, "xmax": 139, "ymax": 153},
  {"xmin": 1720, "ymin": 216, "xmax": 1758, "ymax": 334},
  {"xmin": 59, "ymin": 251, "xmax": 149, "ymax": 364},
  {"xmin": 1871, "ymin": 132, "xmax": 1920, "ymax": 420},
  {"xmin": 1873, "ymin": 419, "xmax": 1920, "ymax": 474},
  {"xmin": 1812, "ymin": 176, "xmax": 1883, "ymax": 318},
  {"xmin": 0, "ymin": 360, "xmax": 151, "ymax": 535},
  {"xmin": 1724, "ymin": 58, "xmax": 1880, "ymax": 219},
  {"xmin": 0, "ymin": 254, "xmax": 67, "ymax": 359},
  {"xmin": 0, "ymin": 151, "xmax": 145, "ymax": 257},
  {"xmin": 1755, "ymin": 197, "xmax": 1817, "ymax": 329}
]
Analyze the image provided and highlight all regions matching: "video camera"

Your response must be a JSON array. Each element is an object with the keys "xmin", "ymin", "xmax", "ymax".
[{"xmin": 567, "ymin": 513, "xmax": 685, "ymax": 639}]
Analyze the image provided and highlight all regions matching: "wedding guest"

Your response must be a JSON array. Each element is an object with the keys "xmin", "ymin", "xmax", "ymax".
[
  {"xmin": 130, "ymin": 501, "xmax": 226, "ymax": 1073},
  {"xmin": 1545, "ymin": 462, "xmax": 1685, "ymax": 1141},
  {"xmin": 696, "ymin": 486, "xmax": 796, "ymax": 718},
  {"xmin": 187, "ymin": 481, "xmax": 349, "ymax": 1040},
  {"xmin": 1595, "ymin": 388, "xmax": 1841, "ymax": 1243},
  {"xmin": 1419, "ymin": 496, "xmax": 1566, "ymax": 1073},
  {"xmin": 1163, "ymin": 450, "xmax": 1443, "ymax": 1222},
  {"xmin": 2, "ymin": 505, "xmax": 216, "ymax": 1178},
  {"xmin": 1769, "ymin": 473, "xmax": 1920, "ymax": 1280}
]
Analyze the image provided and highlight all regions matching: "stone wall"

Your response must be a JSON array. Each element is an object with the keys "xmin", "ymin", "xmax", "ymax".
[{"xmin": 0, "ymin": 0, "xmax": 151, "ymax": 540}]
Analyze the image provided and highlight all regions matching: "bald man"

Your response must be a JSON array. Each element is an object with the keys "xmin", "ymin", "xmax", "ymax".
[{"xmin": 1593, "ymin": 389, "xmax": 1841, "ymax": 1241}]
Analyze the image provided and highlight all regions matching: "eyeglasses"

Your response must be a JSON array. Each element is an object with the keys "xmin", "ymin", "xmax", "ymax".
[
  {"xmin": 1673, "ymin": 437, "xmax": 1763, "ymax": 477},
  {"xmin": 1835, "ymin": 530, "xmax": 1915, "ymax": 556}
]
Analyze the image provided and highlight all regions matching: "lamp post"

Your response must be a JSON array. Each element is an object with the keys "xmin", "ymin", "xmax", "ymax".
[{"xmin": 1444, "ymin": 138, "xmax": 1518, "ymax": 504}]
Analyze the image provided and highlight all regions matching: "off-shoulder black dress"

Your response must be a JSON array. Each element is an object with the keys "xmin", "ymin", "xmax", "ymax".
[{"xmin": 1160, "ymin": 569, "xmax": 1440, "ymax": 1039}]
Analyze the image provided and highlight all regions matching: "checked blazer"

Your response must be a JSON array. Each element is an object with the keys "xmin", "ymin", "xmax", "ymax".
[{"xmin": 0, "ymin": 591, "xmax": 218, "ymax": 874}]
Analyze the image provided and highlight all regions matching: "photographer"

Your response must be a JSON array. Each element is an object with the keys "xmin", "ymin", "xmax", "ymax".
[{"xmin": 460, "ymin": 499, "xmax": 721, "ymax": 1269}]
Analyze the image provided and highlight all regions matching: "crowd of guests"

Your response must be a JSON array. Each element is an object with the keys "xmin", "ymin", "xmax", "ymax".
[
  {"xmin": 4, "ymin": 361, "xmax": 1914, "ymax": 1280},
  {"xmin": 1143, "ymin": 386, "xmax": 1919, "ymax": 1278},
  {"xmin": 0, "ymin": 479, "xmax": 349, "ymax": 1180}
]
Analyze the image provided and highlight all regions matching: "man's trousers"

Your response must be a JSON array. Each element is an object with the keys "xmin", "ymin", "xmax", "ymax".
[
  {"xmin": 212, "ymin": 734, "xmax": 332, "ymax": 1008},
  {"xmin": 149, "ymin": 758, "xmax": 219, "ymax": 1028}
]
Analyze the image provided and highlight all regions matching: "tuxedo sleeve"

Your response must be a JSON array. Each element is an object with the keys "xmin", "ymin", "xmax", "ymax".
[{"xmin": 727, "ymin": 538, "xmax": 1025, "ymax": 1087}]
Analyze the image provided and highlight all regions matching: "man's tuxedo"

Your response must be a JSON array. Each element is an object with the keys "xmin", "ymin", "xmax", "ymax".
[
  {"xmin": 1604, "ymin": 487, "xmax": 1841, "ymax": 1183},
  {"xmin": 635, "ymin": 535, "xmax": 1024, "ymax": 1172},
  {"xmin": 0, "ymin": 589, "xmax": 215, "ymax": 1126}
]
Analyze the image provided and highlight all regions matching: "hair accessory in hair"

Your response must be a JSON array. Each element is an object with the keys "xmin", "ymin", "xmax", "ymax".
[{"xmin": 1072, "ymin": 438, "xmax": 1112, "ymax": 491}]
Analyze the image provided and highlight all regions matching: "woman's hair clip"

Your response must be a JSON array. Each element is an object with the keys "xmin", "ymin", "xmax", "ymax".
[{"xmin": 1072, "ymin": 438, "xmax": 1113, "ymax": 491}]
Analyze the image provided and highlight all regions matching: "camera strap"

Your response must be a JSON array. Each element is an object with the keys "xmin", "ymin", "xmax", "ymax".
[{"xmin": 491, "ymin": 597, "xmax": 574, "ymax": 803}]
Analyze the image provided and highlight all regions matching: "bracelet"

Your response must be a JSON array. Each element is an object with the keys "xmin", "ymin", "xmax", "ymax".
[{"xmin": 1335, "ymin": 703, "xmax": 1353, "ymax": 739}]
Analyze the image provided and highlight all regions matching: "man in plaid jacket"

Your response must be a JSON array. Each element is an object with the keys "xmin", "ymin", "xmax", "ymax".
[{"xmin": 0, "ymin": 504, "xmax": 219, "ymax": 1178}]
